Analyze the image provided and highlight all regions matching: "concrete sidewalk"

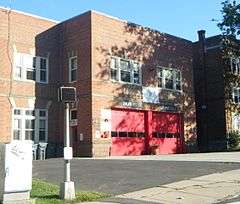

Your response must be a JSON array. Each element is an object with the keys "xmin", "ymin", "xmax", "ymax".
[
  {"xmin": 93, "ymin": 152, "xmax": 240, "ymax": 163},
  {"xmin": 82, "ymin": 169, "xmax": 240, "ymax": 204}
]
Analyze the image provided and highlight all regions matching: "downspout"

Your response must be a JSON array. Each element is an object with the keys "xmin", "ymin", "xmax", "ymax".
[{"xmin": 197, "ymin": 30, "xmax": 209, "ymax": 151}]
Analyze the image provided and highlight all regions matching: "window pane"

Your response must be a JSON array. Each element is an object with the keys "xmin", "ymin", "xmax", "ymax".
[
  {"xmin": 111, "ymin": 69, "xmax": 118, "ymax": 80},
  {"xmin": 71, "ymin": 58, "xmax": 77, "ymax": 70},
  {"xmin": 39, "ymin": 110, "xmax": 46, "ymax": 117},
  {"xmin": 39, "ymin": 131, "xmax": 46, "ymax": 141},
  {"xmin": 132, "ymin": 62, "xmax": 139, "ymax": 71},
  {"xmin": 128, "ymin": 132, "xmax": 137, "ymax": 137},
  {"xmin": 71, "ymin": 69, "xmax": 76, "ymax": 81},
  {"xmin": 25, "ymin": 119, "xmax": 35, "ymax": 129},
  {"xmin": 164, "ymin": 70, "xmax": 174, "ymax": 89},
  {"xmin": 71, "ymin": 110, "xmax": 77, "ymax": 120},
  {"xmin": 137, "ymin": 132, "xmax": 145, "ymax": 138},
  {"xmin": 158, "ymin": 78, "xmax": 163, "ymax": 88},
  {"xmin": 40, "ymin": 58, "xmax": 47, "ymax": 70},
  {"xmin": 33, "ymin": 57, "xmax": 36, "ymax": 68},
  {"xmin": 25, "ymin": 110, "xmax": 35, "ymax": 116},
  {"xmin": 110, "ymin": 58, "xmax": 117, "ymax": 68},
  {"xmin": 14, "ymin": 109, "xmax": 21, "ymax": 115},
  {"xmin": 175, "ymin": 71, "xmax": 181, "ymax": 81},
  {"xmin": 39, "ymin": 119, "xmax": 46, "ymax": 129},
  {"xmin": 165, "ymin": 79, "xmax": 174, "ymax": 89},
  {"xmin": 15, "ymin": 66, "xmax": 22, "ymax": 78},
  {"xmin": 25, "ymin": 130, "xmax": 34, "ymax": 140},
  {"xmin": 120, "ymin": 59, "xmax": 130, "ymax": 70},
  {"xmin": 176, "ymin": 81, "xmax": 181, "ymax": 90},
  {"xmin": 133, "ymin": 71, "xmax": 140, "ymax": 84},
  {"xmin": 120, "ymin": 70, "xmax": 131, "ymax": 82},
  {"xmin": 119, "ymin": 132, "xmax": 127, "ymax": 137},
  {"xmin": 13, "ymin": 130, "xmax": 20, "ymax": 140},
  {"xmin": 40, "ymin": 70, "xmax": 46, "ymax": 82},
  {"xmin": 26, "ymin": 69, "xmax": 36, "ymax": 80},
  {"xmin": 111, "ymin": 131, "xmax": 118, "ymax": 137},
  {"xmin": 158, "ymin": 69, "xmax": 163, "ymax": 78},
  {"xmin": 14, "ymin": 119, "xmax": 21, "ymax": 129},
  {"xmin": 164, "ymin": 70, "xmax": 173, "ymax": 79}
]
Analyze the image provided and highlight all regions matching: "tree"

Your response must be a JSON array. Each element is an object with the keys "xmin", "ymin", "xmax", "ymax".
[
  {"xmin": 218, "ymin": 0, "xmax": 240, "ymax": 37},
  {"xmin": 218, "ymin": 0, "xmax": 240, "ymax": 140}
]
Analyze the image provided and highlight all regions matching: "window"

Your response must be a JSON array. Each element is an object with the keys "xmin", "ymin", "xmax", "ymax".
[
  {"xmin": 233, "ymin": 114, "xmax": 240, "ymax": 131},
  {"xmin": 38, "ymin": 110, "xmax": 47, "ymax": 142},
  {"xmin": 40, "ymin": 58, "xmax": 47, "ymax": 82},
  {"xmin": 70, "ymin": 109, "xmax": 77, "ymax": 120},
  {"xmin": 111, "ymin": 131, "xmax": 145, "ymax": 138},
  {"xmin": 232, "ymin": 88, "xmax": 240, "ymax": 104},
  {"xmin": 69, "ymin": 56, "xmax": 77, "ymax": 82},
  {"xmin": 14, "ymin": 53, "xmax": 48, "ymax": 83},
  {"xmin": 110, "ymin": 57, "xmax": 141, "ymax": 85},
  {"xmin": 231, "ymin": 57, "xmax": 240, "ymax": 75},
  {"xmin": 157, "ymin": 67, "xmax": 182, "ymax": 91},
  {"xmin": 12, "ymin": 108, "xmax": 48, "ymax": 142},
  {"xmin": 153, "ymin": 132, "xmax": 180, "ymax": 138},
  {"xmin": 110, "ymin": 58, "xmax": 118, "ymax": 80}
]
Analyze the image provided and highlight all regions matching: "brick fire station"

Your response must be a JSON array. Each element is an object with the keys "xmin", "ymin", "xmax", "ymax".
[{"xmin": 0, "ymin": 8, "xmax": 197, "ymax": 157}]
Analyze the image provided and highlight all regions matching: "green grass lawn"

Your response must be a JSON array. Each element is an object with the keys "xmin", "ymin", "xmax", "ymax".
[{"xmin": 31, "ymin": 179, "xmax": 110, "ymax": 204}]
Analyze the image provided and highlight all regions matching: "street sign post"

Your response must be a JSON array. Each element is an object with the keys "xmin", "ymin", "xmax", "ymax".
[{"xmin": 59, "ymin": 87, "xmax": 76, "ymax": 200}]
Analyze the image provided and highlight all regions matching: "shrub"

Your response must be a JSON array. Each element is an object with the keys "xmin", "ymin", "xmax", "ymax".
[{"xmin": 227, "ymin": 131, "xmax": 240, "ymax": 149}]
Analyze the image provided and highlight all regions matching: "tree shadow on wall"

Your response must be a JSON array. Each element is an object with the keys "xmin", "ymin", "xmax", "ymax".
[{"xmin": 94, "ymin": 22, "xmax": 197, "ymax": 146}]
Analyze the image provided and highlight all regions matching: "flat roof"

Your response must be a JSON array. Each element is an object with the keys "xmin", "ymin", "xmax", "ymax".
[{"xmin": 0, "ymin": 6, "xmax": 59, "ymax": 24}]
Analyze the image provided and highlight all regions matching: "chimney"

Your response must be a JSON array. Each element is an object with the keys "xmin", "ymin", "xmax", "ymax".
[
  {"xmin": 198, "ymin": 30, "xmax": 206, "ymax": 42},
  {"xmin": 198, "ymin": 30, "xmax": 206, "ymax": 53}
]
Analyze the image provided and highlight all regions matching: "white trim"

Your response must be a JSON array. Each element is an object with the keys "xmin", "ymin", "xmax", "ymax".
[
  {"xmin": 70, "ymin": 109, "xmax": 77, "ymax": 126},
  {"xmin": 68, "ymin": 56, "xmax": 77, "ymax": 83},
  {"xmin": 12, "ymin": 108, "xmax": 48, "ymax": 143},
  {"xmin": 13, "ymin": 52, "xmax": 49, "ymax": 84},
  {"xmin": 156, "ymin": 66, "xmax": 182, "ymax": 92},
  {"xmin": 0, "ymin": 6, "xmax": 59, "ymax": 23},
  {"xmin": 110, "ymin": 56, "xmax": 142, "ymax": 86}
]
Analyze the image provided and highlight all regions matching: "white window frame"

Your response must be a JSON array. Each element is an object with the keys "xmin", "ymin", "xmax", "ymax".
[
  {"xmin": 69, "ymin": 56, "xmax": 77, "ymax": 82},
  {"xmin": 14, "ymin": 53, "xmax": 49, "ymax": 83},
  {"xmin": 70, "ymin": 109, "xmax": 77, "ymax": 126},
  {"xmin": 232, "ymin": 87, "xmax": 240, "ymax": 104},
  {"xmin": 230, "ymin": 57, "xmax": 240, "ymax": 75},
  {"xmin": 157, "ymin": 67, "xmax": 182, "ymax": 92},
  {"xmin": 110, "ymin": 56, "xmax": 142, "ymax": 85},
  {"xmin": 12, "ymin": 108, "xmax": 48, "ymax": 143},
  {"xmin": 38, "ymin": 57, "xmax": 49, "ymax": 83},
  {"xmin": 232, "ymin": 113, "xmax": 240, "ymax": 131}
]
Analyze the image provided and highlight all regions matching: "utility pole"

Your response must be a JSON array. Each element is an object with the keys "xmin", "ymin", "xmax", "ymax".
[{"xmin": 59, "ymin": 87, "xmax": 76, "ymax": 200}]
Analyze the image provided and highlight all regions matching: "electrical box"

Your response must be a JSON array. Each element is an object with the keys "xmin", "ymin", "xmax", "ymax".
[
  {"xmin": 0, "ymin": 141, "xmax": 32, "ymax": 203},
  {"xmin": 58, "ymin": 87, "xmax": 76, "ymax": 102}
]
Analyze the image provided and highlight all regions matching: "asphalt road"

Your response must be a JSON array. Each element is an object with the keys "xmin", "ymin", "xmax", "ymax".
[{"xmin": 33, "ymin": 158, "xmax": 240, "ymax": 195}]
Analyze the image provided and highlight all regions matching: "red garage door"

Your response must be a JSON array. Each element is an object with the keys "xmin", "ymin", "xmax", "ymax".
[
  {"xmin": 110, "ymin": 109, "xmax": 146, "ymax": 156},
  {"xmin": 150, "ymin": 112, "xmax": 183, "ymax": 154}
]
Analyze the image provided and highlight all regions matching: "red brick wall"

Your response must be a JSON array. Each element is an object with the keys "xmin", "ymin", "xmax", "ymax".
[
  {"xmin": 37, "ymin": 12, "xmax": 93, "ymax": 156},
  {"xmin": 91, "ymin": 11, "xmax": 197, "ymax": 156},
  {"xmin": 0, "ymin": 8, "xmax": 56, "ymax": 143}
]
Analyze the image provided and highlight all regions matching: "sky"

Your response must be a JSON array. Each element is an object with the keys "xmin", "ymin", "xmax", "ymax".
[{"xmin": 0, "ymin": 0, "xmax": 231, "ymax": 41}]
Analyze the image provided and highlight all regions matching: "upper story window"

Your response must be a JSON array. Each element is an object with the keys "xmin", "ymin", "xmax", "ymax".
[
  {"xmin": 232, "ymin": 114, "xmax": 240, "ymax": 131},
  {"xmin": 232, "ymin": 87, "xmax": 240, "ymax": 104},
  {"xmin": 110, "ymin": 57, "xmax": 141, "ymax": 85},
  {"xmin": 13, "ymin": 108, "xmax": 48, "ymax": 142},
  {"xmin": 14, "ymin": 53, "xmax": 48, "ymax": 83},
  {"xmin": 230, "ymin": 57, "xmax": 240, "ymax": 75},
  {"xmin": 69, "ymin": 56, "xmax": 77, "ymax": 82},
  {"xmin": 157, "ymin": 67, "xmax": 182, "ymax": 91}
]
